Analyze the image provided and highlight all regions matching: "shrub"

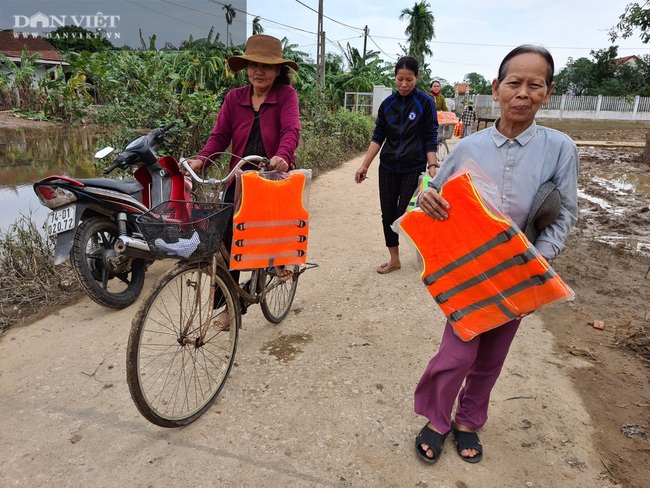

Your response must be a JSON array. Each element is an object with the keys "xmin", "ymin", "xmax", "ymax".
[{"xmin": 0, "ymin": 216, "xmax": 80, "ymax": 332}]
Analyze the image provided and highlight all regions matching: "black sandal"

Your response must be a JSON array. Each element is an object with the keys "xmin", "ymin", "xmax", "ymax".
[
  {"xmin": 415, "ymin": 423, "xmax": 448, "ymax": 464},
  {"xmin": 451, "ymin": 421, "xmax": 483, "ymax": 463}
]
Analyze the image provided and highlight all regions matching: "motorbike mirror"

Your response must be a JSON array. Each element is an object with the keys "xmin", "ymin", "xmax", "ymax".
[{"xmin": 94, "ymin": 146, "xmax": 115, "ymax": 159}]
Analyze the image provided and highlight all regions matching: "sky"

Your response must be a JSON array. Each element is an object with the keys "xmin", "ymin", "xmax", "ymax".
[{"xmin": 1, "ymin": 0, "xmax": 649, "ymax": 84}]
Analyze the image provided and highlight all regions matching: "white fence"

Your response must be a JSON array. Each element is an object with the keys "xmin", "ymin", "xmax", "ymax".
[
  {"xmin": 463, "ymin": 94, "xmax": 650, "ymax": 121},
  {"xmin": 345, "ymin": 89, "xmax": 650, "ymax": 121}
]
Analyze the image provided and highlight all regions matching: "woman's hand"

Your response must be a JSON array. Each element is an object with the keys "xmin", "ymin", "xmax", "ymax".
[
  {"xmin": 181, "ymin": 158, "xmax": 204, "ymax": 175},
  {"xmin": 268, "ymin": 156, "xmax": 289, "ymax": 172},
  {"xmin": 427, "ymin": 164, "xmax": 439, "ymax": 177},
  {"xmin": 354, "ymin": 167, "xmax": 369, "ymax": 184},
  {"xmin": 419, "ymin": 188, "xmax": 451, "ymax": 220}
]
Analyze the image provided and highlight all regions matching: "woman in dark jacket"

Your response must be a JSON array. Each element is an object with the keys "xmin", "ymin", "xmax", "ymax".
[{"xmin": 354, "ymin": 56, "xmax": 439, "ymax": 274}]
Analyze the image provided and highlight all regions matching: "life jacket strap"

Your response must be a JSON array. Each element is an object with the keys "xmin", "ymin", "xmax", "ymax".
[
  {"xmin": 423, "ymin": 226, "xmax": 519, "ymax": 286},
  {"xmin": 233, "ymin": 250, "xmax": 305, "ymax": 263},
  {"xmin": 448, "ymin": 269, "xmax": 555, "ymax": 323},
  {"xmin": 435, "ymin": 248, "xmax": 538, "ymax": 304},
  {"xmin": 235, "ymin": 219, "xmax": 308, "ymax": 231}
]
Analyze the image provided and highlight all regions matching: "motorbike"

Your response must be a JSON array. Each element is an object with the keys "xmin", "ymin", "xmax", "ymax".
[{"xmin": 33, "ymin": 122, "xmax": 192, "ymax": 309}]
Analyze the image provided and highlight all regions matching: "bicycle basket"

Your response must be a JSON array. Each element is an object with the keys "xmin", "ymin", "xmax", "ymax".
[
  {"xmin": 437, "ymin": 124, "xmax": 455, "ymax": 141},
  {"xmin": 136, "ymin": 201, "xmax": 233, "ymax": 260}
]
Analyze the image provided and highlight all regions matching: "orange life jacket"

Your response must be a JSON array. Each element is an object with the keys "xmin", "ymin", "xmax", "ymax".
[
  {"xmin": 398, "ymin": 171, "xmax": 573, "ymax": 341},
  {"xmin": 230, "ymin": 170, "xmax": 310, "ymax": 270},
  {"xmin": 437, "ymin": 111, "xmax": 458, "ymax": 126}
]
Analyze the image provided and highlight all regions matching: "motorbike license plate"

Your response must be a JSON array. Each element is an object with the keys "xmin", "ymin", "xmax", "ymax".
[{"xmin": 46, "ymin": 206, "xmax": 76, "ymax": 236}]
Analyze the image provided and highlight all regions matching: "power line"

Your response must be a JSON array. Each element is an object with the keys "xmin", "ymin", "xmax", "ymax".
[
  {"xmin": 292, "ymin": 0, "xmax": 363, "ymax": 32},
  {"xmin": 206, "ymin": 0, "xmax": 317, "ymax": 35},
  {"xmin": 368, "ymin": 35, "xmax": 399, "ymax": 62},
  {"xmin": 126, "ymin": 0, "xmax": 212, "ymax": 31},
  {"xmin": 370, "ymin": 35, "xmax": 650, "ymax": 52}
]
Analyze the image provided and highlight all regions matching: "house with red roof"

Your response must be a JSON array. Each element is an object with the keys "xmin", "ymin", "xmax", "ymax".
[{"xmin": 0, "ymin": 31, "xmax": 67, "ymax": 82}]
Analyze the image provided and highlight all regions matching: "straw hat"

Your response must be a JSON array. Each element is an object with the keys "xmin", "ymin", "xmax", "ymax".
[
  {"xmin": 228, "ymin": 35, "xmax": 299, "ymax": 72},
  {"xmin": 524, "ymin": 180, "xmax": 562, "ymax": 244}
]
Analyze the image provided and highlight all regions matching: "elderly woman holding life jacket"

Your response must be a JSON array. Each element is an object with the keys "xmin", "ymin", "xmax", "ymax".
[
  {"xmin": 413, "ymin": 45, "xmax": 578, "ymax": 465},
  {"xmin": 184, "ymin": 34, "xmax": 301, "ymax": 328},
  {"xmin": 354, "ymin": 56, "xmax": 439, "ymax": 275}
]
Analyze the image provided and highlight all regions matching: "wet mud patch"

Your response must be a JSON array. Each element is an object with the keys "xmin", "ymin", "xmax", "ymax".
[{"xmin": 261, "ymin": 333, "xmax": 313, "ymax": 363}]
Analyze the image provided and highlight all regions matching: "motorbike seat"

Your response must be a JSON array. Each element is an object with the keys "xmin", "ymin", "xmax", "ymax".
[{"xmin": 76, "ymin": 178, "xmax": 144, "ymax": 195}]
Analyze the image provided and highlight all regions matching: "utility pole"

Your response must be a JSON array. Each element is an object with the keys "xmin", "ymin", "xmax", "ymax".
[
  {"xmin": 363, "ymin": 26, "xmax": 369, "ymax": 59},
  {"xmin": 316, "ymin": 0, "xmax": 325, "ymax": 89}
]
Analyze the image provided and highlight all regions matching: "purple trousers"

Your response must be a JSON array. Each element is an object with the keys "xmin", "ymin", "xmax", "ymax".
[{"xmin": 414, "ymin": 318, "xmax": 522, "ymax": 434}]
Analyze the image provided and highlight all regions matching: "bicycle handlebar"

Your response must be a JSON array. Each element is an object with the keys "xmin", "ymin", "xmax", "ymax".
[
  {"xmin": 161, "ymin": 121, "xmax": 176, "ymax": 133},
  {"xmin": 179, "ymin": 154, "xmax": 269, "ymax": 188}
]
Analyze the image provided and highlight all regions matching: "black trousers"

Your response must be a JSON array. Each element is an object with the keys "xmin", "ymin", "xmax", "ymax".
[{"xmin": 378, "ymin": 166, "xmax": 421, "ymax": 248}]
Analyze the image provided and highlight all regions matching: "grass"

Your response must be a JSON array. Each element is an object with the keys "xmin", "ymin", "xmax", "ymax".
[{"xmin": 0, "ymin": 215, "xmax": 80, "ymax": 333}]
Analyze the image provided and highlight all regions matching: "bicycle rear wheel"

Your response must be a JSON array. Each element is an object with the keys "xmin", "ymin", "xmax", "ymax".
[
  {"xmin": 259, "ymin": 266, "xmax": 299, "ymax": 324},
  {"xmin": 437, "ymin": 140, "xmax": 449, "ymax": 162},
  {"xmin": 126, "ymin": 261, "xmax": 240, "ymax": 427}
]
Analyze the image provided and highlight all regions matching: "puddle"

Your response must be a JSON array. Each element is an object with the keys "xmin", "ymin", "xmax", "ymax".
[
  {"xmin": 261, "ymin": 333, "xmax": 313, "ymax": 363},
  {"xmin": 0, "ymin": 125, "xmax": 102, "ymax": 232}
]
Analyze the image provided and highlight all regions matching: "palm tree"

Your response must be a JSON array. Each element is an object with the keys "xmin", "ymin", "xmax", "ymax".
[
  {"xmin": 222, "ymin": 4, "xmax": 236, "ymax": 47},
  {"xmin": 252, "ymin": 16, "xmax": 264, "ymax": 35},
  {"xmin": 399, "ymin": 1, "xmax": 435, "ymax": 63}
]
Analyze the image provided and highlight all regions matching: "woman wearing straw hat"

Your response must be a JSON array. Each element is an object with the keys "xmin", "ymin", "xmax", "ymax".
[
  {"xmin": 185, "ymin": 34, "xmax": 301, "ymax": 326},
  {"xmin": 186, "ymin": 34, "xmax": 300, "ymax": 175},
  {"xmin": 413, "ymin": 45, "xmax": 578, "ymax": 465}
]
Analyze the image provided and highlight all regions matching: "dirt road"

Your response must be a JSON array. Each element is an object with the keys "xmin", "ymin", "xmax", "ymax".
[{"xmin": 0, "ymin": 151, "xmax": 617, "ymax": 487}]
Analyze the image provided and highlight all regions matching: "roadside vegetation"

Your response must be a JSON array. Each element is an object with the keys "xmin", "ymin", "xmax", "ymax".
[
  {"xmin": 0, "ymin": 216, "xmax": 79, "ymax": 332},
  {"xmin": 1, "ymin": 1, "xmax": 650, "ymax": 331}
]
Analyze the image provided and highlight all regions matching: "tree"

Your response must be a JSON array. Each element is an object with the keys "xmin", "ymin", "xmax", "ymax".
[
  {"xmin": 609, "ymin": 1, "xmax": 650, "ymax": 43},
  {"xmin": 222, "ymin": 4, "xmax": 236, "ymax": 47},
  {"xmin": 609, "ymin": 1, "xmax": 650, "ymax": 163},
  {"xmin": 399, "ymin": 2, "xmax": 435, "ymax": 64},
  {"xmin": 554, "ymin": 57, "xmax": 595, "ymax": 95},
  {"xmin": 0, "ymin": 48, "xmax": 42, "ymax": 110},
  {"xmin": 46, "ymin": 26, "xmax": 114, "ymax": 53},
  {"xmin": 463, "ymin": 72, "xmax": 491, "ymax": 95},
  {"xmin": 252, "ymin": 16, "xmax": 264, "ymax": 35}
]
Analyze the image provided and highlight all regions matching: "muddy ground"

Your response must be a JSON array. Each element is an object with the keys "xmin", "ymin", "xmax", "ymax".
[
  {"xmin": 1, "ymin": 114, "xmax": 649, "ymax": 487},
  {"xmin": 535, "ymin": 119, "xmax": 650, "ymax": 488}
]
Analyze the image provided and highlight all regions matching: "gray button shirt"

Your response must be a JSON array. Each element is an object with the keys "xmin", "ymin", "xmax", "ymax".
[{"xmin": 429, "ymin": 120, "xmax": 579, "ymax": 260}]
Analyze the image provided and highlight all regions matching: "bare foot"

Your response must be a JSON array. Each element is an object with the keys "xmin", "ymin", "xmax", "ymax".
[
  {"xmin": 275, "ymin": 266, "xmax": 293, "ymax": 282},
  {"xmin": 213, "ymin": 310, "xmax": 230, "ymax": 332}
]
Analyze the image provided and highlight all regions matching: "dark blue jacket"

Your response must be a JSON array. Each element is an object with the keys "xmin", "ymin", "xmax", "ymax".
[{"xmin": 372, "ymin": 88, "xmax": 438, "ymax": 173}]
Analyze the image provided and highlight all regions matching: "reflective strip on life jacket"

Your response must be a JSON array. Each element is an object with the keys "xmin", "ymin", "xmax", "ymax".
[
  {"xmin": 407, "ymin": 173, "xmax": 432, "ymax": 212},
  {"xmin": 235, "ymin": 219, "xmax": 307, "ymax": 231},
  {"xmin": 231, "ymin": 171, "xmax": 310, "ymax": 270},
  {"xmin": 234, "ymin": 235, "xmax": 307, "ymax": 247},
  {"xmin": 398, "ymin": 171, "xmax": 573, "ymax": 341}
]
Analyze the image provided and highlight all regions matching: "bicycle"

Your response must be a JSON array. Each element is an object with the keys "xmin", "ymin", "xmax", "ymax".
[
  {"xmin": 437, "ymin": 123, "xmax": 455, "ymax": 162},
  {"xmin": 126, "ymin": 155, "xmax": 314, "ymax": 427}
]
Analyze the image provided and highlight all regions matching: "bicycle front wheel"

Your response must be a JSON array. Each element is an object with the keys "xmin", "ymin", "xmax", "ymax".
[
  {"xmin": 259, "ymin": 266, "xmax": 299, "ymax": 324},
  {"xmin": 437, "ymin": 140, "xmax": 449, "ymax": 163},
  {"xmin": 126, "ymin": 262, "xmax": 240, "ymax": 427}
]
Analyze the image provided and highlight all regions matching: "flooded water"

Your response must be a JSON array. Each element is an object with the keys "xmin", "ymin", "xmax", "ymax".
[{"xmin": 0, "ymin": 124, "xmax": 103, "ymax": 233}]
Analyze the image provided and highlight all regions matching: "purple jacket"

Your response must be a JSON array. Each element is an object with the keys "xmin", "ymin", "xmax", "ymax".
[{"xmin": 199, "ymin": 83, "xmax": 301, "ymax": 170}]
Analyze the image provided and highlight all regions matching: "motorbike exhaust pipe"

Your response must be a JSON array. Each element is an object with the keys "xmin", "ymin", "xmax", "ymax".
[{"xmin": 115, "ymin": 235, "xmax": 152, "ymax": 259}]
